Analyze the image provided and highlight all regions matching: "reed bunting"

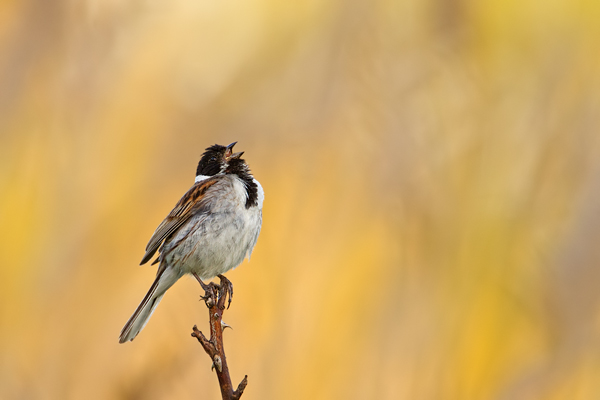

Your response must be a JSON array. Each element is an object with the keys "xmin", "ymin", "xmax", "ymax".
[{"xmin": 119, "ymin": 142, "xmax": 264, "ymax": 343}]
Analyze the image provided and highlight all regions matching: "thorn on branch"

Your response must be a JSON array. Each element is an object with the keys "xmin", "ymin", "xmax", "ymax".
[{"xmin": 221, "ymin": 321, "xmax": 232, "ymax": 330}]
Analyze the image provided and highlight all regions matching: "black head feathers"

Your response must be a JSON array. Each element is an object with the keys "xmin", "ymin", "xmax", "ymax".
[
  {"xmin": 196, "ymin": 144, "xmax": 227, "ymax": 177},
  {"xmin": 196, "ymin": 142, "xmax": 237, "ymax": 177}
]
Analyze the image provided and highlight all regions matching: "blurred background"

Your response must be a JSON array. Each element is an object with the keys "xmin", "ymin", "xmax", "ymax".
[{"xmin": 1, "ymin": 0, "xmax": 600, "ymax": 399}]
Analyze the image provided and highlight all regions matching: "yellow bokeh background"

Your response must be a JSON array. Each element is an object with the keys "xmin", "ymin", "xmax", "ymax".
[{"xmin": 1, "ymin": 0, "xmax": 600, "ymax": 399}]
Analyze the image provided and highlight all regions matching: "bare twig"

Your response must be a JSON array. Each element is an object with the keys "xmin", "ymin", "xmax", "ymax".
[{"xmin": 191, "ymin": 275, "xmax": 247, "ymax": 400}]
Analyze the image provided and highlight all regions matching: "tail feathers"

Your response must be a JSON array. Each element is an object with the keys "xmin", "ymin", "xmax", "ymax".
[{"xmin": 119, "ymin": 268, "xmax": 180, "ymax": 343}]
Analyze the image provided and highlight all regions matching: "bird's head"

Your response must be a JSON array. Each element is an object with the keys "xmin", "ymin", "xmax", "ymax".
[{"xmin": 196, "ymin": 141, "xmax": 237, "ymax": 179}]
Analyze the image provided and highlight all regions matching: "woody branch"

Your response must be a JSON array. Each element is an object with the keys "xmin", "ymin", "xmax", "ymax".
[{"xmin": 191, "ymin": 276, "xmax": 247, "ymax": 400}]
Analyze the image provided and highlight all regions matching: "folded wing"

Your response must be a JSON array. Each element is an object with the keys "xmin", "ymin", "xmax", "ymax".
[{"xmin": 140, "ymin": 178, "xmax": 219, "ymax": 265}]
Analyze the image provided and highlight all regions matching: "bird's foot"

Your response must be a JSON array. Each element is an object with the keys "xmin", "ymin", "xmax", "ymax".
[
  {"xmin": 216, "ymin": 274, "xmax": 234, "ymax": 310},
  {"xmin": 193, "ymin": 273, "xmax": 211, "ymax": 291},
  {"xmin": 193, "ymin": 273, "xmax": 218, "ymax": 307},
  {"xmin": 193, "ymin": 273, "xmax": 233, "ymax": 309}
]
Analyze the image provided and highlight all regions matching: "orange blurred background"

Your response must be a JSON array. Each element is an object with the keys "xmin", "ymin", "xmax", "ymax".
[{"xmin": 1, "ymin": 1, "xmax": 600, "ymax": 399}]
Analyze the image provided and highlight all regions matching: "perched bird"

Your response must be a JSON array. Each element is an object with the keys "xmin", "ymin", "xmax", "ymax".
[{"xmin": 119, "ymin": 142, "xmax": 264, "ymax": 343}]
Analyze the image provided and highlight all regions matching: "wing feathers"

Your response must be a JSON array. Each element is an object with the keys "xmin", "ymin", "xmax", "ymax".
[{"xmin": 140, "ymin": 178, "xmax": 219, "ymax": 265}]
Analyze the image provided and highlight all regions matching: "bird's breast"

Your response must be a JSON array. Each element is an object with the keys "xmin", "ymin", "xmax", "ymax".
[{"xmin": 164, "ymin": 178, "xmax": 262, "ymax": 279}]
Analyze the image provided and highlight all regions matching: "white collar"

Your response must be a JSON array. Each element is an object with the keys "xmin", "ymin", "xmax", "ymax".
[{"xmin": 194, "ymin": 174, "xmax": 211, "ymax": 183}]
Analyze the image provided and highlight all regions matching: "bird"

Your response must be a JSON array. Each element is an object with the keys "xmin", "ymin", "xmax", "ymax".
[{"xmin": 119, "ymin": 142, "xmax": 264, "ymax": 343}]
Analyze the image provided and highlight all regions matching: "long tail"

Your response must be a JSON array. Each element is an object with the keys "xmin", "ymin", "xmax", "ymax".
[{"xmin": 119, "ymin": 267, "xmax": 181, "ymax": 343}]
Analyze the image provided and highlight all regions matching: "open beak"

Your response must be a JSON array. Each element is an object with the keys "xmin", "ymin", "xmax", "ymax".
[
  {"xmin": 229, "ymin": 151, "xmax": 244, "ymax": 160},
  {"xmin": 225, "ymin": 142, "xmax": 237, "ymax": 158}
]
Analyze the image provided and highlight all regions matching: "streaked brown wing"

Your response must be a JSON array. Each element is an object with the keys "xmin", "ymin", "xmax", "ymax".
[{"xmin": 140, "ymin": 177, "xmax": 219, "ymax": 265}]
